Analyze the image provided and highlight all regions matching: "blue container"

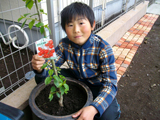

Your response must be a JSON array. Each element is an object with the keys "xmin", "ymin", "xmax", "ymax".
[
  {"xmin": 0, "ymin": 113, "xmax": 11, "ymax": 120},
  {"xmin": 0, "ymin": 102, "xmax": 24, "ymax": 120}
]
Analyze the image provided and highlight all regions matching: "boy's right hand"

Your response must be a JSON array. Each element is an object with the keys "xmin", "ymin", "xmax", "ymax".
[{"xmin": 31, "ymin": 54, "xmax": 45, "ymax": 73}]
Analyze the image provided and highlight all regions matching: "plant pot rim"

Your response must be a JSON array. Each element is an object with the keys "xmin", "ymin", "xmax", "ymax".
[{"xmin": 29, "ymin": 77, "xmax": 93, "ymax": 120}]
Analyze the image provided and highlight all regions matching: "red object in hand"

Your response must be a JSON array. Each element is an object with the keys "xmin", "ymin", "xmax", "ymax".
[
  {"xmin": 38, "ymin": 40, "xmax": 55, "ymax": 58},
  {"xmin": 38, "ymin": 47, "xmax": 42, "ymax": 51},
  {"xmin": 50, "ymin": 49, "xmax": 55, "ymax": 53},
  {"xmin": 48, "ymin": 40, "xmax": 53, "ymax": 44},
  {"xmin": 45, "ymin": 43, "xmax": 49, "ymax": 46}
]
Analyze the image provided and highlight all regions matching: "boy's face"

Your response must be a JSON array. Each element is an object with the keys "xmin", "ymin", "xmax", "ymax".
[{"xmin": 65, "ymin": 16, "xmax": 95, "ymax": 46}]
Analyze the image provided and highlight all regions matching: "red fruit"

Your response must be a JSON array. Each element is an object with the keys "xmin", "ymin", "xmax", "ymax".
[
  {"xmin": 49, "ymin": 45, "xmax": 54, "ymax": 48},
  {"xmin": 48, "ymin": 40, "xmax": 53, "ymax": 44},
  {"xmin": 49, "ymin": 52, "xmax": 53, "ymax": 57},
  {"xmin": 43, "ymin": 54, "xmax": 49, "ymax": 58},
  {"xmin": 44, "ymin": 50, "xmax": 49, "ymax": 54},
  {"xmin": 45, "ymin": 43, "xmax": 49, "ymax": 46},
  {"xmin": 38, "ymin": 47, "xmax": 42, "ymax": 51},
  {"xmin": 38, "ymin": 51, "xmax": 43, "ymax": 56},
  {"xmin": 50, "ymin": 49, "xmax": 55, "ymax": 53}
]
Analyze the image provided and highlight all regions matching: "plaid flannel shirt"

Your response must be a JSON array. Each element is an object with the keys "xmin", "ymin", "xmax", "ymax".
[{"xmin": 38, "ymin": 34, "xmax": 117, "ymax": 117}]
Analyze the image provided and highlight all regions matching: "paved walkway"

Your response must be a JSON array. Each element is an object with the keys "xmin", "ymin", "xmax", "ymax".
[{"xmin": 112, "ymin": 14, "xmax": 159, "ymax": 82}]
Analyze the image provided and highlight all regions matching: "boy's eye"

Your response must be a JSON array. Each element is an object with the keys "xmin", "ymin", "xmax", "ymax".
[
  {"xmin": 68, "ymin": 24, "xmax": 73, "ymax": 27},
  {"xmin": 80, "ymin": 22, "xmax": 84, "ymax": 25}
]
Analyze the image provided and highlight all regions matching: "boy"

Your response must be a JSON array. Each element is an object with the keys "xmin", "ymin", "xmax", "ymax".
[{"xmin": 32, "ymin": 2, "xmax": 120, "ymax": 120}]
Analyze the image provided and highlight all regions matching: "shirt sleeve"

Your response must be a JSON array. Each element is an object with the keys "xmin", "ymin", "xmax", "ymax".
[
  {"xmin": 54, "ymin": 40, "xmax": 65, "ymax": 67},
  {"xmin": 90, "ymin": 43, "xmax": 117, "ymax": 117}
]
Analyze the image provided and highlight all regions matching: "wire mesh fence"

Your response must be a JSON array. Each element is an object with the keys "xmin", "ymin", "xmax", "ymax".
[{"xmin": 0, "ymin": 0, "xmax": 146, "ymax": 100}]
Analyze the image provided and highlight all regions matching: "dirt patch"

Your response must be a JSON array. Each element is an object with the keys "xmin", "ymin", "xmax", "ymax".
[
  {"xmin": 0, "ymin": 42, "xmax": 34, "ymax": 100},
  {"xmin": 117, "ymin": 16, "xmax": 160, "ymax": 119},
  {"xmin": 35, "ymin": 82, "xmax": 87, "ymax": 116}
]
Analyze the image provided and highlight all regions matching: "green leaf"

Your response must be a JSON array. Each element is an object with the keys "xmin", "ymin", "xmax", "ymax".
[
  {"xmin": 40, "ymin": 26, "xmax": 44, "ymax": 34},
  {"xmin": 18, "ymin": 16, "xmax": 24, "ymax": 22},
  {"xmin": 40, "ymin": 9, "xmax": 47, "ymax": 15},
  {"xmin": 56, "ymin": 67, "xmax": 61, "ymax": 72},
  {"xmin": 35, "ymin": 22, "xmax": 44, "ymax": 27},
  {"xmin": 56, "ymin": 92, "xmax": 60, "ymax": 98},
  {"xmin": 45, "ymin": 77, "xmax": 51, "ymax": 85},
  {"xmin": 53, "ymin": 75, "xmax": 62, "ymax": 83},
  {"xmin": 49, "ymin": 93, "xmax": 53, "ymax": 101},
  {"xmin": 58, "ymin": 83, "xmax": 62, "ymax": 87},
  {"xmin": 59, "ymin": 75, "xmax": 65, "ymax": 80},
  {"xmin": 40, "ymin": 9, "xmax": 44, "ymax": 13},
  {"xmin": 45, "ymin": 25, "xmax": 51, "ymax": 34},
  {"xmin": 54, "ymin": 79, "xmax": 59, "ymax": 88},
  {"xmin": 38, "ymin": 0, "xmax": 42, "ymax": 2},
  {"xmin": 64, "ymin": 83, "xmax": 69, "ymax": 91},
  {"xmin": 26, "ymin": 0, "xmax": 34, "ymax": 10},
  {"xmin": 21, "ymin": 19, "xmax": 27, "ymax": 28},
  {"xmin": 50, "ymin": 86, "xmax": 56, "ymax": 93},
  {"xmin": 49, "ymin": 69, "xmax": 54, "ymax": 76},
  {"xmin": 24, "ymin": 13, "xmax": 30, "ymax": 17},
  {"xmin": 64, "ymin": 91, "xmax": 68, "ymax": 94},
  {"xmin": 29, "ymin": 20, "xmax": 35, "ymax": 29},
  {"xmin": 41, "ymin": 63, "xmax": 47, "ymax": 69},
  {"xmin": 60, "ymin": 86, "xmax": 65, "ymax": 95}
]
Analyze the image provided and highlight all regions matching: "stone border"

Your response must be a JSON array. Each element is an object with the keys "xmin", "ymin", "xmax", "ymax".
[
  {"xmin": 96, "ymin": 1, "xmax": 149, "ymax": 46},
  {"xmin": 1, "ymin": 1, "xmax": 149, "ymax": 110},
  {"xmin": 1, "ymin": 78, "xmax": 36, "ymax": 110}
]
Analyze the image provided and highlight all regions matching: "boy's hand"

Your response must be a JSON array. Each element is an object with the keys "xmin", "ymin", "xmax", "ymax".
[
  {"xmin": 31, "ymin": 54, "xmax": 45, "ymax": 73},
  {"xmin": 72, "ymin": 106, "xmax": 98, "ymax": 120}
]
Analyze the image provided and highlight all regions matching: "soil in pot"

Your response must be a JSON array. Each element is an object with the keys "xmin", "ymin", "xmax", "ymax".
[{"xmin": 35, "ymin": 82, "xmax": 87, "ymax": 116}]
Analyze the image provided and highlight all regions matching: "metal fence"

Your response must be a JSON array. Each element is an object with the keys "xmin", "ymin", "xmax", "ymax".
[{"xmin": 0, "ymin": 0, "xmax": 145, "ymax": 100}]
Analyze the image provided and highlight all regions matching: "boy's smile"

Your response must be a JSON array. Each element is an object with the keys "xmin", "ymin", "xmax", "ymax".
[{"xmin": 65, "ymin": 16, "xmax": 95, "ymax": 46}]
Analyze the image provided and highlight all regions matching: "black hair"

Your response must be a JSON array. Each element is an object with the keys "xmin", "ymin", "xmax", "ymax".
[{"xmin": 60, "ymin": 2, "xmax": 95, "ymax": 31}]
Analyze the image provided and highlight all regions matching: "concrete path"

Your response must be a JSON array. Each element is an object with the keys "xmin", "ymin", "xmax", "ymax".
[{"xmin": 147, "ymin": 0, "xmax": 160, "ymax": 15}]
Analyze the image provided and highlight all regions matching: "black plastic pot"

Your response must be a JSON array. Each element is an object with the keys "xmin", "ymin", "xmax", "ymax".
[{"xmin": 29, "ymin": 77, "xmax": 93, "ymax": 120}]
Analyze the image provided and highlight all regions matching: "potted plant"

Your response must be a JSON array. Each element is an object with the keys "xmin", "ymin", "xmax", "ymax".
[{"xmin": 18, "ymin": 0, "xmax": 93, "ymax": 119}]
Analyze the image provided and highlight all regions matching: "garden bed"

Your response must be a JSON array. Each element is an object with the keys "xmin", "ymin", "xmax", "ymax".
[{"xmin": 117, "ymin": 16, "xmax": 160, "ymax": 119}]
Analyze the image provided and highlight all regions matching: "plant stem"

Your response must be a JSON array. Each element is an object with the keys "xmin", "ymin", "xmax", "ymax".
[
  {"xmin": 51, "ymin": 60, "xmax": 57, "ymax": 76},
  {"xmin": 51, "ymin": 59, "xmax": 64, "ymax": 107},
  {"xmin": 35, "ymin": 0, "xmax": 46, "ymax": 37},
  {"xmin": 34, "ymin": 0, "xmax": 63, "ymax": 107},
  {"xmin": 59, "ymin": 95, "xmax": 63, "ymax": 107}
]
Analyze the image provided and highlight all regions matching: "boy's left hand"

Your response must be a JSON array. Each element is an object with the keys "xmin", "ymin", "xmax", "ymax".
[{"xmin": 72, "ymin": 106, "xmax": 98, "ymax": 120}]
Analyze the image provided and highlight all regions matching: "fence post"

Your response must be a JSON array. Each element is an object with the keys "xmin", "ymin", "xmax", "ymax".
[
  {"xmin": 46, "ymin": 0, "xmax": 57, "ymax": 47},
  {"xmin": 125, "ymin": 0, "xmax": 128, "ymax": 12},
  {"xmin": 57, "ymin": 0, "xmax": 63, "ymax": 40},
  {"xmin": 101, "ymin": 0, "xmax": 106, "ymax": 26},
  {"xmin": 89, "ymin": 0, "xmax": 93, "ymax": 9},
  {"xmin": 134, "ymin": 0, "xmax": 137, "ymax": 10}
]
